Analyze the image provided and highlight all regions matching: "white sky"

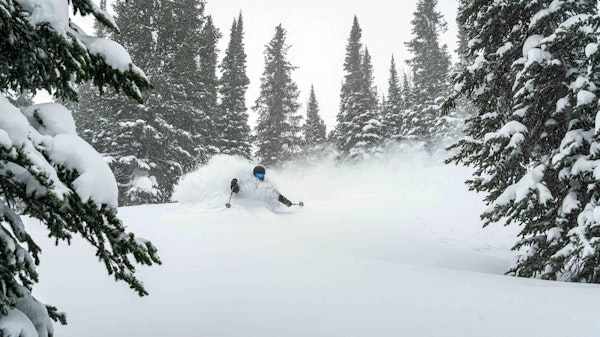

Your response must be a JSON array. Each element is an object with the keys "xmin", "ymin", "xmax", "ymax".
[{"xmin": 205, "ymin": 0, "xmax": 459, "ymax": 130}]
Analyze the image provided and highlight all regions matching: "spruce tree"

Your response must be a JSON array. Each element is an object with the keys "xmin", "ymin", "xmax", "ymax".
[
  {"xmin": 401, "ymin": 69, "xmax": 413, "ymax": 112},
  {"xmin": 217, "ymin": 14, "xmax": 252, "ymax": 158},
  {"xmin": 198, "ymin": 16, "xmax": 221, "ymax": 154},
  {"xmin": 349, "ymin": 47, "xmax": 382, "ymax": 159},
  {"xmin": 446, "ymin": 0, "xmax": 600, "ymax": 282},
  {"xmin": 440, "ymin": 1, "xmax": 475, "ymax": 146},
  {"xmin": 382, "ymin": 55, "xmax": 404, "ymax": 142},
  {"xmin": 153, "ymin": 0, "xmax": 209, "ymax": 163},
  {"xmin": 0, "ymin": 0, "xmax": 160, "ymax": 334},
  {"xmin": 454, "ymin": 2, "xmax": 470, "ymax": 67},
  {"xmin": 405, "ymin": 0, "xmax": 451, "ymax": 145},
  {"xmin": 334, "ymin": 16, "xmax": 363, "ymax": 156},
  {"xmin": 304, "ymin": 85, "xmax": 327, "ymax": 148},
  {"xmin": 70, "ymin": 0, "xmax": 211, "ymax": 205},
  {"xmin": 254, "ymin": 24, "xmax": 303, "ymax": 165},
  {"xmin": 334, "ymin": 16, "xmax": 382, "ymax": 160},
  {"xmin": 66, "ymin": 0, "xmax": 121, "ymax": 163}
]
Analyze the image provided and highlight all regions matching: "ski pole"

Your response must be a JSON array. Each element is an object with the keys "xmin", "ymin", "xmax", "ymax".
[
  {"xmin": 292, "ymin": 202, "xmax": 304, "ymax": 207},
  {"xmin": 225, "ymin": 190, "xmax": 233, "ymax": 208}
]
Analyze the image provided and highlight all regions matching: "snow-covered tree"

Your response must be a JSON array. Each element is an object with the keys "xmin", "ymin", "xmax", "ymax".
[
  {"xmin": 303, "ymin": 85, "xmax": 327, "ymax": 148},
  {"xmin": 454, "ymin": 2, "xmax": 470, "ymax": 68},
  {"xmin": 334, "ymin": 16, "xmax": 382, "ymax": 160},
  {"xmin": 434, "ymin": 2, "xmax": 474, "ymax": 149},
  {"xmin": 0, "ymin": 0, "xmax": 160, "ymax": 335},
  {"xmin": 217, "ymin": 14, "xmax": 252, "ymax": 158},
  {"xmin": 349, "ymin": 47, "xmax": 383, "ymax": 159},
  {"xmin": 382, "ymin": 55, "xmax": 404, "ymax": 141},
  {"xmin": 405, "ymin": 0, "xmax": 451, "ymax": 145},
  {"xmin": 70, "ymin": 0, "xmax": 211, "ymax": 205},
  {"xmin": 154, "ymin": 0, "xmax": 211, "ymax": 160},
  {"xmin": 254, "ymin": 24, "xmax": 303, "ymax": 165},
  {"xmin": 446, "ymin": 0, "xmax": 600, "ymax": 282},
  {"xmin": 401, "ymin": 69, "xmax": 413, "ymax": 111},
  {"xmin": 333, "ymin": 16, "xmax": 363, "ymax": 155},
  {"xmin": 197, "ymin": 15, "xmax": 221, "ymax": 153}
]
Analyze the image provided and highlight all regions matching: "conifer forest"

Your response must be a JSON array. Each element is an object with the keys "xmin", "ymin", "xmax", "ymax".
[{"xmin": 2, "ymin": 0, "xmax": 600, "ymax": 336}]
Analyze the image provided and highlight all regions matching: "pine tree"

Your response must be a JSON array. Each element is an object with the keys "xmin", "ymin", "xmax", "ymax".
[
  {"xmin": 217, "ymin": 14, "xmax": 252, "ymax": 158},
  {"xmin": 401, "ymin": 69, "xmax": 413, "ymax": 112},
  {"xmin": 382, "ymin": 55, "xmax": 404, "ymax": 141},
  {"xmin": 334, "ymin": 16, "xmax": 363, "ymax": 156},
  {"xmin": 349, "ymin": 47, "xmax": 382, "ymax": 159},
  {"xmin": 66, "ymin": 0, "xmax": 121, "ymax": 163},
  {"xmin": 304, "ymin": 85, "xmax": 327, "ymax": 148},
  {"xmin": 454, "ymin": 2, "xmax": 470, "ymax": 67},
  {"xmin": 405, "ymin": 0, "xmax": 451, "ymax": 145},
  {"xmin": 154, "ymin": 0, "xmax": 209, "ymax": 163},
  {"xmin": 446, "ymin": 0, "xmax": 600, "ymax": 282},
  {"xmin": 334, "ymin": 16, "xmax": 382, "ymax": 160},
  {"xmin": 93, "ymin": 0, "xmax": 111, "ymax": 38},
  {"xmin": 70, "ymin": 0, "xmax": 212, "ymax": 205},
  {"xmin": 198, "ymin": 16, "xmax": 221, "ymax": 154},
  {"xmin": 440, "ymin": 1, "xmax": 475, "ymax": 146},
  {"xmin": 254, "ymin": 24, "xmax": 303, "ymax": 165},
  {"xmin": 0, "ymin": 0, "xmax": 160, "ymax": 333}
]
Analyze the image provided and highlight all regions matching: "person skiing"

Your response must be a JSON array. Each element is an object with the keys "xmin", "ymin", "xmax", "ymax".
[{"xmin": 230, "ymin": 165, "xmax": 295, "ymax": 207}]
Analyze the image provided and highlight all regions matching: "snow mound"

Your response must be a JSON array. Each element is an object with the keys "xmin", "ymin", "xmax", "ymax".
[
  {"xmin": 173, "ymin": 143, "xmax": 450, "ymax": 214},
  {"xmin": 173, "ymin": 155, "xmax": 289, "ymax": 210},
  {"xmin": 173, "ymin": 155, "xmax": 249, "ymax": 206}
]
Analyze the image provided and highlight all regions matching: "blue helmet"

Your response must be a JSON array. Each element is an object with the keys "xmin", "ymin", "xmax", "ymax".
[{"xmin": 253, "ymin": 165, "xmax": 265, "ymax": 180}]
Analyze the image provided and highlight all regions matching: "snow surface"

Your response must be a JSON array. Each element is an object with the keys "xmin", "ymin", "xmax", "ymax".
[
  {"xmin": 22, "ymin": 102, "xmax": 118, "ymax": 207},
  {"xmin": 586, "ymin": 43, "xmax": 598, "ymax": 58},
  {"xmin": 522, "ymin": 35, "xmax": 544, "ymax": 58},
  {"xmin": 76, "ymin": 34, "xmax": 146, "ymax": 76},
  {"xmin": 0, "ymin": 309, "xmax": 37, "ymax": 337},
  {"xmin": 577, "ymin": 90, "xmax": 596, "ymax": 107},
  {"xmin": 15, "ymin": 0, "xmax": 69, "ymax": 36},
  {"xmin": 0, "ymin": 97, "xmax": 118, "ymax": 209},
  {"xmin": 27, "ymin": 146, "xmax": 600, "ymax": 337},
  {"xmin": 21, "ymin": 103, "xmax": 76, "ymax": 136},
  {"xmin": 174, "ymin": 155, "xmax": 290, "ymax": 210},
  {"xmin": 48, "ymin": 134, "xmax": 118, "ymax": 207}
]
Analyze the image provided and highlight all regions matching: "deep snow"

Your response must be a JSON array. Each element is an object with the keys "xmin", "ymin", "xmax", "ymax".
[{"xmin": 27, "ymin": 146, "xmax": 600, "ymax": 337}]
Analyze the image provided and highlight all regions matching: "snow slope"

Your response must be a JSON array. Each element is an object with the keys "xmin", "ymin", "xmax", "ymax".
[{"xmin": 28, "ymin": 146, "xmax": 600, "ymax": 337}]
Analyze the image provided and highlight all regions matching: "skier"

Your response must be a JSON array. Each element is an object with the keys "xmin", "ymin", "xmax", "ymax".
[{"xmin": 230, "ymin": 165, "xmax": 295, "ymax": 207}]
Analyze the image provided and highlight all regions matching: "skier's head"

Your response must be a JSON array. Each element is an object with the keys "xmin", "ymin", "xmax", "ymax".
[{"xmin": 253, "ymin": 165, "xmax": 266, "ymax": 180}]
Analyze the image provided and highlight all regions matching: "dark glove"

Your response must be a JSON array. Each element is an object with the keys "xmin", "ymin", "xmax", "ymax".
[
  {"xmin": 230, "ymin": 178, "xmax": 239, "ymax": 193},
  {"xmin": 279, "ymin": 194, "xmax": 292, "ymax": 207}
]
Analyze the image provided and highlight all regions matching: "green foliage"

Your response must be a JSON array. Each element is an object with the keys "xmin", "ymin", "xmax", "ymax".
[
  {"xmin": 70, "ymin": 0, "xmax": 218, "ymax": 205},
  {"xmin": 0, "ymin": 0, "xmax": 160, "ymax": 331},
  {"xmin": 447, "ymin": 0, "xmax": 600, "ymax": 282},
  {"xmin": 303, "ymin": 85, "xmax": 327, "ymax": 148},
  {"xmin": 254, "ymin": 24, "xmax": 303, "ymax": 165},
  {"xmin": 197, "ymin": 16, "xmax": 222, "ymax": 154},
  {"xmin": 382, "ymin": 56, "xmax": 404, "ymax": 141},
  {"xmin": 334, "ymin": 17, "xmax": 382, "ymax": 160},
  {"xmin": 405, "ymin": 0, "xmax": 451, "ymax": 145},
  {"xmin": 0, "ymin": 0, "xmax": 150, "ymax": 103},
  {"xmin": 217, "ymin": 14, "xmax": 252, "ymax": 158}
]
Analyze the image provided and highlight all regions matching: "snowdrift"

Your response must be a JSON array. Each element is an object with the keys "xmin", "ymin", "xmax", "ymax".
[
  {"xmin": 172, "ymin": 154, "xmax": 292, "ymax": 211},
  {"xmin": 173, "ymin": 144, "xmax": 461, "ymax": 214},
  {"xmin": 25, "ymin": 145, "xmax": 600, "ymax": 337}
]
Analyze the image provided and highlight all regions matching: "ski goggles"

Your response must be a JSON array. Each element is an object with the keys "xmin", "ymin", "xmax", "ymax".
[{"xmin": 254, "ymin": 173, "xmax": 265, "ymax": 180}]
